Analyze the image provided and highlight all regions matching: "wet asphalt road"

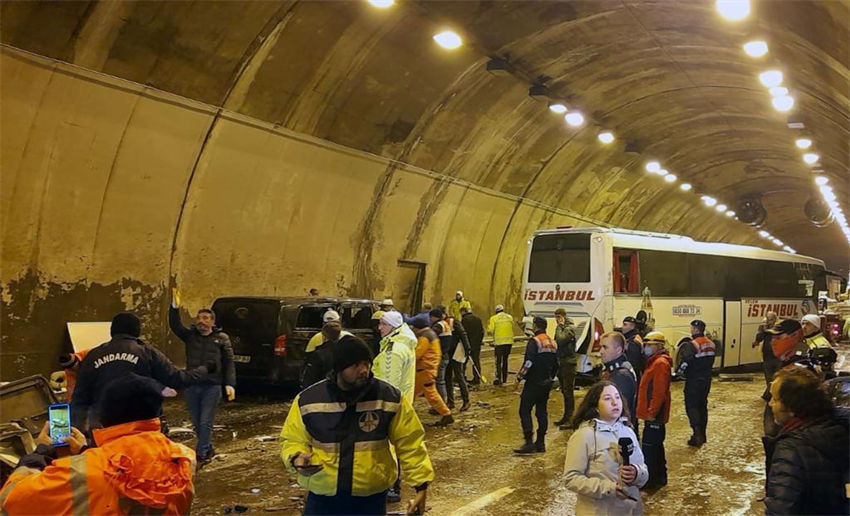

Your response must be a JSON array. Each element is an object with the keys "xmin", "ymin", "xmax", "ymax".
[{"xmin": 164, "ymin": 352, "xmax": 769, "ymax": 515}]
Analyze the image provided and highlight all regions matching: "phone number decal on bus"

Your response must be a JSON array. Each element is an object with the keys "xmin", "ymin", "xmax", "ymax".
[
  {"xmin": 672, "ymin": 305, "xmax": 702, "ymax": 317},
  {"xmin": 524, "ymin": 289, "xmax": 597, "ymax": 301},
  {"xmin": 744, "ymin": 300, "xmax": 801, "ymax": 318}
]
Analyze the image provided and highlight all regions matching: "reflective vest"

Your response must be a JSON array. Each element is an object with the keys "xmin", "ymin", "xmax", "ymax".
[
  {"xmin": 488, "ymin": 312, "xmax": 515, "ymax": 346},
  {"xmin": 373, "ymin": 326, "xmax": 416, "ymax": 404},
  {"xmin": 691, "ymin": 336, "xmax": 716, "ymax": 357},
  {"xmin": 804, "ymin": 332, "xmax": 831, "ymax": 350},
  {"xmin": 0, "ymin": 419, "xmax": 194, "ymax": 516},
  {"xmin": 447, "ymin": 299, "xmax": 472, "ymax": 321}
]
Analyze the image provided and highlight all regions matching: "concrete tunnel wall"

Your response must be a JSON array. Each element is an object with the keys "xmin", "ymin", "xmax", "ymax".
[{"xmin": 1, "ymin": 47, "xmax": 595, "ymax": 380}]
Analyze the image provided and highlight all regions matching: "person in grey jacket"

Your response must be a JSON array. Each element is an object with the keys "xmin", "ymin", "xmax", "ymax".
[
  {"xmin": 565, "ymin": 381, "xmax": 648, "ymax": 515},
  {"xmin": 169, "ymin": 289, "xmax": 236, "ymax": 466}
]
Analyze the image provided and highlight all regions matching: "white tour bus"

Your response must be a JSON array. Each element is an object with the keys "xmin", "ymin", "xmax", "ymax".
[{"xmin": 522, "ymin": 227, "xmax": 826, "ymax": 373}]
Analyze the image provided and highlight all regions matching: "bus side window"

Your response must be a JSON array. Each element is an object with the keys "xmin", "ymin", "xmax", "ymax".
[{"xmin": 614, "ymin": 250, "xmax": 640, "ymax": 293}]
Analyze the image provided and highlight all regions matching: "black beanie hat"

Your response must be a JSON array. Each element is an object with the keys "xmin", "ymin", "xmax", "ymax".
[
  {"xmin": 412, "ymin": 317, "xmax": 429, "ymax": 329},
  {"xmin": 333, "ymin": 335, "xmax": 373, "ymax": 373},
  {"xmin": 99, "ymin": 373, "xmax": 163, "ymax": 427},
  {"xmin": 429, "ymin": 308, "xmax": 444, "ymax": 319},
  {"xmin": 111, "ymin": 312, "xmax": 141, "ymax": 337}
]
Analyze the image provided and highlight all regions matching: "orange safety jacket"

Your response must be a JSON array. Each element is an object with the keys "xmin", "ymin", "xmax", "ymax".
[
  {"xmin": 65, "ymin": 349, "xmax": 91, "ymax": 401},
  {"xmin": 415, "ymin": 330, "xmax": 441, "ymax": 381},
  {"xmin": 636, "ymin": 351, "xmax": 672, "ymax": 423},
  {"xmin": 0, "ymin": 418, "xmax": 195, "ymax": 516}
]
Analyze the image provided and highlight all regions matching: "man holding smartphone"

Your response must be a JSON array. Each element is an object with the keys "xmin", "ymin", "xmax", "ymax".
[{"xmin": 280, "ymin": 335, "xmax": 434, "ymax": 515}]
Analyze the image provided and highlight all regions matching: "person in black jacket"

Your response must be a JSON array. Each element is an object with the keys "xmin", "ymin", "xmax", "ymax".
[
  {"xmin": 754, "ymin": 311, "xmax": 779, "ymax": 390},
  {"xmin": 71, "ymin": 312, "xmax": 209, "ymax": 432},
  {"xmin": 169, "ymin": 289, "xmax": 236, "ymax": 466},
  {"xmin": 301, "ymin": 323, "xmax": 342, "ymax": 388},
  {"xmin": 514, "ymin": 316, "xmax": 558, "ymax": 454},
  {"xmin": 598, "ymin": 332, "xmax": 638, "ymax": 430},
  {"xmin": 553, "ymin": 308, "xmax": 577, "ymax": 430},
  {"xmin": 764, "ymin": 367, "xmax": 849, "ymax": 515},
  {"xmin": 621, "ymin": 316, "xmax": 645, "ymax": 382},
  {"xmin": 677, "ymin": 319, "xmax": 716, "ymax": 447},
  {"xmin": 460, "ymin": 307, "xmax": 484, "ymax": 385}
]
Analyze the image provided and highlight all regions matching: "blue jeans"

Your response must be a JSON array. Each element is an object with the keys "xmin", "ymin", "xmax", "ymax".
[{"xmin": 185, "ymin": 384, "xmax": 221, "ymax": 460}]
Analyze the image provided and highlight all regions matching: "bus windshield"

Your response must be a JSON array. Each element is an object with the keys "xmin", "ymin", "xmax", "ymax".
[{"xmin": 528, "ymin": 233, "xmax": 591, "ymax": 283}]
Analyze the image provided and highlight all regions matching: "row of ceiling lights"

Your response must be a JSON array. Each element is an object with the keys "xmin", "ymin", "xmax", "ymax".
[{"xmin": 719, "ymin": 0, "xmax": 849, "ymax": 249}]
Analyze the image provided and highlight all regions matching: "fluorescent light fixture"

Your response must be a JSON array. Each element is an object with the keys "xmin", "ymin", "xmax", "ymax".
[
  {"xmin": 759, "ymin": 70, "xmax": 783, "ymax": 88},
  {"xmin": 702, "ymin": 196, "xmax": 718, "ymax": 207},
  {"xmin": 680, "ymin": 183, "xmax": 692, "ymax": 191},
  {"xmin": 769, "ymin": 86, "xmax": 788, "ymax": 97},
  {"xmin": 795, "ymin": 138, "xmax": 812, "ymax": 149},
  {"xmin": 716, "ymin": 204, "xmax": 728, "ymax": 212},
  {"xmin": 814, "ymin": 176, "xmax": 829, "ymax": 186},
  {"xmin": 548, "ymin": 103, "xmax": 567, "ymax": 114},
  {"xmin": 716, "ymin": 0, "xmax": 750, "ymax": 21},
  {"xmin": 803, "ymin": 153, "xmax": 819, "ymax": 164},
  {"xmin": 565, "ymin": 112, "xmax": 585, "ymax": 127},
  {"xmin": 368, "ymin": 0, "xmax": 395, "ymax": 7},
  {"xmin": 726, "ymin": 210, "xmax": 736, "ymax": 217},
  {"xmin": 645, "ymin": 161, "xmax": 661, "ymax": 173},
  {"xmin": 598, "ymin": 131, "xmax": 615, "ymax": 144},
  {"xmin": 758, "ymin": 230, "xmax": 770, "ymax": 238},
  {"xmin": 743, "ymin": 40, "xmax": 768, "ymax": 58},
  {"xmin": 433, "ymin": 30, "xmax": 462, "ymax": 50},
  {"xmin": 772, "ymin": 95, "xmax": 794, "ymax": 112},
  {"xmin": 664, "ymin": 173, "xmax": 677, "ymax": 183}
]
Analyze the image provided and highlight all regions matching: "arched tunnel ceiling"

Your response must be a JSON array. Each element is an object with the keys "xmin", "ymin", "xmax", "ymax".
[{"xmin": 2, "ymin": 0, "xmax": 848, "ymax": 270}]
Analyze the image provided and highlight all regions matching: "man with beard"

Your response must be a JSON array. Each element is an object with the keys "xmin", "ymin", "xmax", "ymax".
[{"xmin": 280, "ymin": 336, "xmax": 434, "ymax": 515}]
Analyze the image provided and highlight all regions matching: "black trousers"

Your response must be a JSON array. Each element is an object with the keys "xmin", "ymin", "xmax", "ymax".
[
  {"xmin": 641, "ymin": 420, "xmax": 667, "ymax": 487},
  {"xmin": 494, "ymin": 345, "xmax": 511, "ymax": 383},
  {"xmin": 466, "ymin": 342, "xmax": 482, "ymax": 383},
  {"xmin": 556, "ymin": 360, "xmax": 576, "ymax": 421},
  {"xmin": 303, "ymin": 490, "xmax": 387, "ymax": 515},
  {"xmin": 519, "ymin": 382, "xmax": 550, "ymax": 435},
  {"xmin": 684, "ymin": 376, "xmax": 711, "ymax": 436},
  {"xmin": 444, "ymin": 359, "xmax": 469, "ymax": 405}
]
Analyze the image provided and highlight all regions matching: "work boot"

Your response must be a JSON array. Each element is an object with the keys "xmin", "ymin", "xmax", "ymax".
[
  {"xmin": 514, "ymin": 433, "xmax": 536, "ymax": 454},
  {"xmin": 460, "ymin": 401, "xmax": 471, "ymax": 412},
  {"xmin": 434, "ymin": 414, "xmax": 454, "ymax": 427},
  {"xmin": 535, "ymin": 431, "xmax": 546, "ymax": 453},
  {"xmin": 447, "ymin": 401, "xmax": 455, "ymax": 409},
  {"xmin": 428, "ymin": 408, "xmax": 439, "ymax": 416},
  {"xmin": 553, "ymin": 416, "xmax": 567, "ymax": 427},
  {"xmin": 687, "ymin": 434, "xmax": 701, "ymax": 447},
  {"xmin": 493, "ymin": 379, "xmax": 502, "ymax": 386},
  {"xmin": 387, "ymin": 489, "xmax": 401, "ymax": 503},
  {"xmin": 698, "ymin": 429, "xmax": 707, "ymax": 446}
]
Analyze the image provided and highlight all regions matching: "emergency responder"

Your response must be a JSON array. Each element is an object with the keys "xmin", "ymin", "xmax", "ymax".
[
  {"xmin": 368, "ymin": 310, "xmax": 384, "ymax": 356},
  {"xmin": 801, "ymin": 314, "xmax": 832, "ymax": 350},
  {"xmin": 514, "ymin": 316, "xmax": 558, "ymax": 454},
  {"xmin": 637, "ymin": 331, "xmax": 672, "ymax": 489},
  {"xmin": 677, "ymin": 319, "xmax": 716, "ymax": 447},
  {"xmin": 301, "ymin": 323, "xmax": 342, "ymax": 388},
  {"xmin": 753, "ymin": 311, "xmax": 779, "ymax": 389},
  {"xmin": 71, "ymin": 312, "xmax": 210, "ymax": 432},
  {"xmin": 488, "ymin": 305, "xmax": 515, "ymax": 385},
  {"xmin": 306, "ymin": 310, "xmax": 353, "ymax": 353},
  {"xmin": 2, "ymin": 374, "xmax": 197, "ymax": 515},
  {"xmin": 460, "ymin": 306, "xmax": 484, "ymax": 386},
  {"xmin": 169, "ymin": 290, "xmax": 236, "ymax": 468},
  {"xmin": 58, "ymin": 348, "xmax": 91, "ymax": 401},
  {"xmin": 598, "ymin": 332, "xmax": 638, "ymax": 429},
  {"xmin": 412, "ymin": 318, "xmax": 453, "ymax": 426},
  {"xmin": 621, "ymin": 316, "xmax": 645, "ymax": 382},
  {"xmin": 280, "ymin": 336, "xmax": 434, "ymax": 515},
  {"xmin": 430, "ymin": 308, "xmax": 453, "ymax": 403},
  {"xmin": 447, "ymin": 290, "xmax": 472, "ymax": 321},
  {"xmin": 380, "ymin": 298, "xmax": 395, "ymax": 312},
  {"xmin": 553, "ymin": 308, "xmax": 577, "ymax": 430},
  {"xmin": 444, "ymin": 310, "xmax": 471, "ymax": 412}
]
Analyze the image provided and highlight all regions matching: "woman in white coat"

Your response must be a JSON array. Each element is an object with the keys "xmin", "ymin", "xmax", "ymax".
[{"xmin": 564, "ymin": 381, "xmax": 648, "ymax": 515}]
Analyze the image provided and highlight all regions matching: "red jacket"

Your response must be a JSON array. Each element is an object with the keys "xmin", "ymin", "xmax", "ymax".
[
  {"xmin": 636, "ymin": 351, "xmax": 672, "ymax": 423},
  {"xmin": 1, "ymin": 418, "xmax": 195, "ymax": 515}
]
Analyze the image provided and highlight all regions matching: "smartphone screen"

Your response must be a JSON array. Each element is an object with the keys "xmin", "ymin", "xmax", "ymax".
[{"xmin": 48, "ymin": 403, "xmax": 71, "ymax": 446}]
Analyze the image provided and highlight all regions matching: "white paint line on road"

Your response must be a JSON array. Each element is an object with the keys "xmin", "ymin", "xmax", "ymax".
[{"xmin": 449, "ymin": 486, "xmax": 516, "ymax": 516}]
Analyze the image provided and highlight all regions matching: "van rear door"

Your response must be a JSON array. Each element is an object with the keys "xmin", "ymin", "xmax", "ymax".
[{"xmin": 212, "ymin": 298, "xmax": 282, "ymax": 380}]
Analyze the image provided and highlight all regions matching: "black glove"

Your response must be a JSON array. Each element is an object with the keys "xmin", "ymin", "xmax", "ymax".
[
  {"xmin": 17, "ymin": 444, "xmax": 56, "ymax": 470},
  {"xmin": 204, "ymin": 360, "xmax": 217, "ymax": 374}
]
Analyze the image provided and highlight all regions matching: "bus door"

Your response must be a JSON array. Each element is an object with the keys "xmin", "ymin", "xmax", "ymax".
[{"xmin": 723, "ymin": 301, "xmax": 742, "ymax": 367}]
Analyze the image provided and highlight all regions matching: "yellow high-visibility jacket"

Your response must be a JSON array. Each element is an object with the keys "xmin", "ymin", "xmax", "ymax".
[
  {"xmin": 306, "ymin": 330, "xmax": 354, "ymax": 353},
  {"xmin": 447, "ymin": 299, "xmax": 472, "ymax": 322},
  {"xmin": 804, "ymin": 332, "xmax": 831, "ymax": 350},
  {"xmin": 373, "ymin": 326, "xmax": 417, "ymax": 405},
  {"xmin": 488, "ymin": 312, "xmax": 515, "ymax": 346},
  {"xmin": 279, "ymin": 377, "xmax": 435, "ymax": 497}
]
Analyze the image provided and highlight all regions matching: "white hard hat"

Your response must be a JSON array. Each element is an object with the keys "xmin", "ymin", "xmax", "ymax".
[
  {"xmin": 495, "ymin": 304, "xmax": 504, "ymax": 312},
  {"xmin": 380, "ymin": 298, "xmax": 394, "ymax": 306},
  {"xmin": 456, "ymin": 290, "xmax": 463, "ymax": 296},
  {"xmin": 323, "ymin": 310, "xmax": 341, "ymax": 323},
  {"xmin": 801, "ymin": 314, "xmax": 820, "ymax": 327}
]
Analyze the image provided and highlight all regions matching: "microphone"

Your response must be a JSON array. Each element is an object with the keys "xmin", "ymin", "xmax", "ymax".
[{"xmin": 618, "ymin": 437, "xmax": 634, "ymax": 465}]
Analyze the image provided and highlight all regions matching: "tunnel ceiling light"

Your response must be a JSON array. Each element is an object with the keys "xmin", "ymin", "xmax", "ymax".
[
  {"xmin": 565, "ymin": 111, "xmax": 585, "ymax": 127},
  {"xmin": 716, "ymin": 203, "xmax": 728, "ymax": 212},
  {"xmin": 772, "ymin": 95, "xmax": 795, "ymax": 112},
  {"xmin": 598, "ymin": 131, "xmax": 615, "ymax": 144},
  {"xmin": 680, "ymin": 183, "xmax": 692, "ymax": 191},
  {"xmin": 716, "ymin": 0, "xmax": 750, "ymax": 21},
  {"xmin": 726, "ymin": 210, "xmax": 736, "ymax": 217},
  {"xmin": 664, "ymin": 173, "xmax": 677, "ymax": 183},
  {"xmin": 433, "ymin": 30, "xmax": 462, "ymax": 50},
  {"xmin": 759, "ymin": 229, "xmax": 770, "ymax": 238},
  {"xmin": 548, "ymin": 102, "xmax": 568, "ymax": 114},
  {"xmin": 743, "ymin": 40, "xmax": 768, "ymax": 58},
  {"xmin": 645, "ymin": 161, "xmax": 661, "ymax": 173},
  {"xmin": 367, "ymin": 0, "xmax": 395, "ymax": 7},
  {"xmin": 814, "ymin": 175, "xmax": 829, "ymax": 186},
  {"xmin": 768, "ymin": 86, "xmax": 788, "ymax": 97},
  {"xmin": 657, "ymin": 168, "xmax": 670, "ymax": 177},
  {"xmin": 795, "ymin": 138, "xmax": 812, "ymax": 149},
  {"xmin": 702, "ymin": 196, "xmax": 718, "ymax": 207},
  {"xmin": 759, "ymin": 70, "xmax": 783, "ymax": 88},
  {"xmin": 803, "ymin": 153, "xmax": 820, "ymax": 164}
]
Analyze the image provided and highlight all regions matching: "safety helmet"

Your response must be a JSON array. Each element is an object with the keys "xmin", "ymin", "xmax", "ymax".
[
  {"xmin": 643, "ymin": 331, "xmax": 667, "ymax": 346},
  {"xmin": 371, "ymin": 310, "xmax": 385, "ymax": 321}
]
